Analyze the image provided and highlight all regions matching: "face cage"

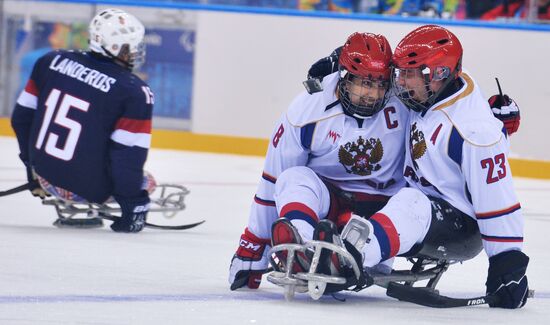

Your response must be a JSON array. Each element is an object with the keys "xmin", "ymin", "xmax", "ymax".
[
  {"xmin": 102, "ymin": 42, "xmax": 146, "ymax": 71},
  {"xmin": 338, "ymin": 71, "xmax": 390, "ymax": 119},
  {"xmin": 130, "ymin": 42, "xmax": 146, "ymax": 70},
  {"xmin": 392, "ymin": 67, "xmax": 453, "ymax": 113}
]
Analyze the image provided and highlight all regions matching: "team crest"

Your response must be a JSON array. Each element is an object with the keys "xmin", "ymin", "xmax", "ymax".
[
  {"xmin": 338, "ymin": 136, "xmax": 383, "ymax": 176},
  {"xmin": 409, "ymin": 122, "xmax": 427, "ymax": 169}
]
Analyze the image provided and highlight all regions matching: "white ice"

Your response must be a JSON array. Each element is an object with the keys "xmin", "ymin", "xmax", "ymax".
[{"xmin": 0, "ymin": 136, "xmax": 549, "ymax": 324}]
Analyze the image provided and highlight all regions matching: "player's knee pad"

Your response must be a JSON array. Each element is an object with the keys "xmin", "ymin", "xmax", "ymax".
[
  {"xmin": 402, "ymin": 197, "xmax": 482, "ymax": 261},
  {"xmin": 376, "ymin": 187, "xmax": 432, "ymax": 251},
  {"xmin": 275, "ymin": 166, "xmax": 325, "ymax": 196}
]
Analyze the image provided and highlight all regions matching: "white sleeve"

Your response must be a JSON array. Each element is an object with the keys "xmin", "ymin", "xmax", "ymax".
[
  {"xmin": 246, "ymin": 112, "xmax": 310, "ymax": 239},
  {"xmin": 462, "ymin": 137, "xmax": 524, "ymax": 257}
]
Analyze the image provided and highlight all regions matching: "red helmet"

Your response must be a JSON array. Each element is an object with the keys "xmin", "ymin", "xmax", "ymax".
[
  {"xmin": 339, "ymin": 32, "xmax": 392, "ymax": 81},
  {"xmin": 393, "ymin": 25, "xmax": 462, "ymax": 81},
  {"xmin": 338, "ymin": 32, "xmax": 392, "ymax": 118}
]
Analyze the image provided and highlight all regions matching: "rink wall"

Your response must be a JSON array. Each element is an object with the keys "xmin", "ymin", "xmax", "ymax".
[{"xmin": 1, "ymin": 1, "xmax": 550, "ymax": 179}]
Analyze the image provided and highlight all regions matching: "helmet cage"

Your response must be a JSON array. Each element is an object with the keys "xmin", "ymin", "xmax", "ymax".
[
  {"xmin": 392, "ymin": 63, "xmax": 459, "ymax": 113},
  {"xmin": 338, "ymin": 67, "xmax": 391, "ymax": 118}
]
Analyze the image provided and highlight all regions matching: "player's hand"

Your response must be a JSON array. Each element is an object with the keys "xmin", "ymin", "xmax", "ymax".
[
  {"xmin": 229, "ymin": 228, "xmax": 271, "ymax": 290},
  {"xmin": 488, "ymin": 94, "xmax": 520, "ymax": 135},
  {"xmin": 306, "ymin": 46, "xmax": 342, "ymax": 81},
  {"xmin": 29, "ymin": 179, "xmax": 49, "ymax": 199},
  {"xmin": 486, "ymin": 250, "xmax": 529, "ymax": 309},
  {"xmin": 112, "ymin": 192, "xmax": 150, "ymax": 233},
  {"xmin": 24, "ymin": 166, "xmax": 49, "ymax": 199}
]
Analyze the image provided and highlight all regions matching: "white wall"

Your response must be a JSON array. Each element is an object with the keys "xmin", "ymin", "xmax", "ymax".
[
  {"xmin": 4, "ymin": 1, "xmax": 550, "ymax": 160},
  {"xmin": 192, "ymin": 11, "xmax": 550, "ymax": 160}
]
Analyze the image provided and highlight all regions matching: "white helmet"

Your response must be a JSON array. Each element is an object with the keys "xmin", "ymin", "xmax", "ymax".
[{"xmin": 88, "ymin": 8, "xmax": 145, "ymax": 69}]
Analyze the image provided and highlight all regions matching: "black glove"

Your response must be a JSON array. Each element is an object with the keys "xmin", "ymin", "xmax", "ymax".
[
  {"xmin": 111, "ymin": 192, "xmax": 150, "ymax": 233},
  {"xmin": 304, "ymin": 46, "xmax": 342, "ymax": 94},
  {"xmin": 488, "ymin": 94, "xmax": 520, "ymax": 135},
  {"xmin": 23, "ymin": 163, "xmax": 49, "ymax": 199},
  {"xmin": 486, "ymin": 250, "xmax": 529, "ymax": 309},
  {"xmin": 306, "ymin": 46, "xmax": 342, "ymax": 81}
]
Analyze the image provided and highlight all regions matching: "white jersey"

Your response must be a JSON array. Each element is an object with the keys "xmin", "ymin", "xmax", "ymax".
[
  {"xmin": 403, "ymin": 71, "xmax": 524, "ymax": 257},
  {"xmin": 249, "ymin": 72, "xmax": 409, "ymax": 239}
]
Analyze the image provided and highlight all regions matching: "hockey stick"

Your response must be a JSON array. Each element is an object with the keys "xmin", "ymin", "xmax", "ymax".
[
  {"xmin": 98, "ymin": 212, "xmax": 205, "ymax": 230},
  {"xmin": 386, "ymin": 282, "xmax": 500, "ymax": 308},
  {"xmin": 0, "ymin": 182, "xmax": 31, "ymax": 197},
  {"xmin": 495, "ymin": 77, "xmax": 504, "ymax": 97}
]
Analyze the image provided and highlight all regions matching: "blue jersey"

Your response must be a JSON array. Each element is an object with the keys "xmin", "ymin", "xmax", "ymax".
[{"xmin": 11, "ymin": 50, "xmax": 153, "ymax": 203}]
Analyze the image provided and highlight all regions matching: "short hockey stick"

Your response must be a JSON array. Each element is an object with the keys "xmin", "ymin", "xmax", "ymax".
[
  {"xmin": 0, "ymin": 182, "xmax": 31, "ymax": 197},
  {"xmin": 98, "ymin": 212, "xmax": 205, "ymax": 230},
  {"xmin": 386, "ymin": 282, "xmax": 500, "ymax": 308}
]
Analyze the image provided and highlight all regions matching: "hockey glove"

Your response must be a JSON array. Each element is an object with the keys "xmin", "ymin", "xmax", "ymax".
[
  {"xmin": 111, "ymin": 192, "xmax": 150, "ymax": 233},
  {"xmin": 304, "ymin": 47, "xmax": 342, "ymax": 94},
  {"xmin": 24, "ymin": 165, "xmax": 49, "ymax": 199},
  {"xmin": 229, "ymin": 228, "xmax": 271, "ymax": 290},
  {"xmin": 488, "ymin": 94, "xmax": 520, "ymax": 135},
  {"xmin": 305, "ymin": 46, "xmax": 342, "ymax": 82},
  {"xmin": 486, "ymin": 250, "xmax": 529, "ymax": 309}
]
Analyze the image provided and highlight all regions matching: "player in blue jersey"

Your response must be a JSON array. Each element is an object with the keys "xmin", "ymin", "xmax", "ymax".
[{"xmin": 11, "ymin": 8, "xmax": 153, "ymax": 233}]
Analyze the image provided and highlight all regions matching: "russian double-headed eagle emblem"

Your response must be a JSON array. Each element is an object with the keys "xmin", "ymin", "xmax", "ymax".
[
  {"xmin": 338, "ymin": 136, "xmax": 383, "ymax": 176},
  {"xmin": 409, "ymin": 122, "xmax": 427, "ymax": 169}
]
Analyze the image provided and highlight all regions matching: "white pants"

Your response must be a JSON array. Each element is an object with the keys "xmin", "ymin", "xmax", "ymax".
[
  {"xmin": 274, "ymin": 166, "xmax": 331, "ymax": 241},
  {"xmin": 361, "ymin": 187, "xmax": 432, "ymax": 267}
]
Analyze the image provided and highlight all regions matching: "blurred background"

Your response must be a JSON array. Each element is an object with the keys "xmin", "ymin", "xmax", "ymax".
[{"xmin": 1, "ymin": 0, "xmax": 549, "ymax": 174}]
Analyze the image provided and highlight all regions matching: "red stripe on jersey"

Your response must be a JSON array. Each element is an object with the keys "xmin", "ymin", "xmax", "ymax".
[
  {"xmin": 115, "ymin": 118, "xmax": 152, "ymax": 134},
  {"xmin": 370, "ymin": 213, "xmax": 400, "ymax": 258},
  {"xmin": 25, "ymin": 79, "xmax": 39, "ymax": 96},
  {"xmin": 262, "ymin": 172, "xmax": 277, "ymax": 184},
  {"xmin": 430, "ymin": 123, "xmax": 443, "ymax": 145},
  {"xmin": 481, "ymin": 234, "xmax": 523, "ymax": 243},
  {"xmin": 253, "ymin": 195, "xmax": 276, "ymax": 207},
  {"xmin": 280, "ymin": 202, "xmax": 319, "ymax": 222},
  {"xmin": 476, "ymin": 203, "xmax": 521, "ymax": 219}
]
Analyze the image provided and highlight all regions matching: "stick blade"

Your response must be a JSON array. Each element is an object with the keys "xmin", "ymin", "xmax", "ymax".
[{"xmin": 386, "ymin": 282, "xmax": 497, "ymax": 308}]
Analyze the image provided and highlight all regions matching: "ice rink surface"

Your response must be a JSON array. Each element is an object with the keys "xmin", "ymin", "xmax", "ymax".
[{"xmin": 0, "ymin": 136, "xmax": 549, "ymax": 324}]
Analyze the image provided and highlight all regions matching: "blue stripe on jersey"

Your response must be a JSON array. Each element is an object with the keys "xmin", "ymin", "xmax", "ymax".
[
  {"xmin": 476, "ymin": 203, "xmax": 521, "ymax": 220},
  {"xmin": 283, "ymin": 211, "xmax": 317, "ymax": 229},
  {"xmin": 300, "ymin": 122, "xmax": 317, "ymax": 150},
  {"xmin": 254, "ymin": 195, "xmax": 276, "ymax": 207},
  {"xmin": 325, "ymin": 99, "xmax": 340, "ymax": 111},
  {"xmin": 261, "ymin": 172, "xmax": 276, "ymax": 184},
  {"xmin": 502, "ymin": 126, "xmax": 508, "ymax": 139},
  {"xmin": 448, "ymin": 126, "xmax": 463, "ymax": 167},
  {"xmin": 465, "ymin": 183, "xmax": 473, "ymax": 204},
  {"xmin": 370, "ymin": 218, "xmax": 391, "ymax": 261}
]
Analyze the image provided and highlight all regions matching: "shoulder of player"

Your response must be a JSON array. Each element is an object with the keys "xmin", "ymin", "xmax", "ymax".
[
  {"xmin": 286, "ymin": 74, "xmax": 343, "ymax": 127},
  {"xmin": 113, "ymin": 71, "xmax": 151, "ymax": 94},
  {"xmin": 436, "ymin": 75, "xmax": 504, "ymax": 146}
]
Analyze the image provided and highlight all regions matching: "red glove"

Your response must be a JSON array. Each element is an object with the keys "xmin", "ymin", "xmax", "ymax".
[
  {"xmin": 229, "ymin": 228, "xmax": 271, "ymax": 290},
  {"xmin": 488, "ymin": 94, "xmax": 520, "ymax": 135}
]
